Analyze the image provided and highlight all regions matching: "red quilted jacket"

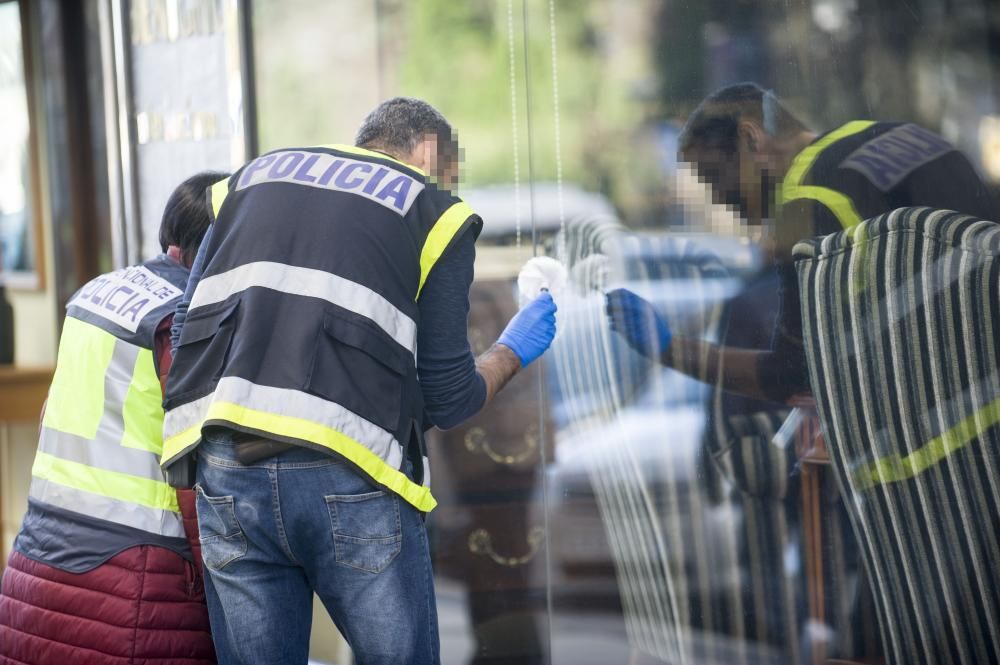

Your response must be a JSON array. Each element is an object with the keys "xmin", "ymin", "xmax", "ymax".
[{"xmin": 0, "ymin": 490, "xmax": 215, "ymax": 665}]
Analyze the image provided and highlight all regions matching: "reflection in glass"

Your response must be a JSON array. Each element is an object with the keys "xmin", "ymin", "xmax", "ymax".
[
  {"xmin": 0, "ymin": 1, "xmax": 34, "ymax": 279},
  {"xmin": 129, "ymin": 0, "xmax": 247, "ymax": 260},
  {"xmin": 249, "ymin": 1, "xmax": 1000, "ymax": 662},
  {"xmin": 797, "ymin": 207, "xmax": 1000, "ymax": 665}
]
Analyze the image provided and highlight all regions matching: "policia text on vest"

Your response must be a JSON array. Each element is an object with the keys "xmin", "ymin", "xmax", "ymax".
[{"xmin": 162, "ymin": 144, "xmax": 483, "ymax": 514}]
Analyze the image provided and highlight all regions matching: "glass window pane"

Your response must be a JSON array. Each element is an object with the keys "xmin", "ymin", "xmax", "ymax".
[
  {"xmin": 250, "ymin": 2, "xmax": 1000, "ymax": 663},
  {"xmin": 0, "ymin": 1, "xmax": 37, "ymax": 283}
]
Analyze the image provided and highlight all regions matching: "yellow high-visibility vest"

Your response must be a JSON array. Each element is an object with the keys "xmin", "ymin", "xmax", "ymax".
[{"xmin": 30, "ymin": 258, "xmax": 188, "ymax": 538}]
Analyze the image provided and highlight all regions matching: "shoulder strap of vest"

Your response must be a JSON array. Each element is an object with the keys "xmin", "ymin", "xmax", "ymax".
[
  {"xmin": 208, "ymin": 176, "xmax": 233, "ymax": 222},
  {"xmin": 417, "ymin": 199, "xmax": 481, "ymax": 299}
]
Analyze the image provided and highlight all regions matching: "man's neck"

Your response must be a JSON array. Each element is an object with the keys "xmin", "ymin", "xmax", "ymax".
[
  {"xmin": 778, "ymin": 131, "xmax": 819, "ymax": 175},
  {"xmin": 361, "ymin": 144, "xmax": 424, "ymax": 172}
]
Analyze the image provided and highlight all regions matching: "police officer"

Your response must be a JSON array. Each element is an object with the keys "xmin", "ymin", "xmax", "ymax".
[
  {"xmin": 162, "ymin": 98, "xmax": 557, "ymax": 665},
  {"xmin": 0, "ymin": 172, "xmax": 227, "ymax": 665},
  {"xmin": 608, "ymin": 82, "xmax": 999, "ymax": 402}
]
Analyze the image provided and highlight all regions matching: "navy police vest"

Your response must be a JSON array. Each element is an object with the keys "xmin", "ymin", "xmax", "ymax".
[{"xmin": 162, "ymin": 145, "xmax": 481, "ymax": 512}]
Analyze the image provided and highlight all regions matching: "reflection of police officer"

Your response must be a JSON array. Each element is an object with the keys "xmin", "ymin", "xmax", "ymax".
[{"xmin": 609, "ymin": 82, "xmax": 999, "ymax": 403}]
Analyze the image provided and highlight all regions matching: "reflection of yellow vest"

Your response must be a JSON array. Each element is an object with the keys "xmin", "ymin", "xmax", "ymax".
[
  {"xmin": 780, "ymin": 120, "xmax": 877, "ymax": 230},
  {"xmin": 29, "ymin": 262, "xmax": 187, "ymax": 538}
]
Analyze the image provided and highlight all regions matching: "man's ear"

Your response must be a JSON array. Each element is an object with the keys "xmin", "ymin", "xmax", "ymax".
[
  {"xmin": 418, "ymin": 134, "xmax": 438, "ymax": 173},
  {"xmin": 399, "ymin": 136, "xmax": 433, "ymax": 172},
  {"xmin": 738, "ymin": 120, "xmax": 766, "ymax": 154}
]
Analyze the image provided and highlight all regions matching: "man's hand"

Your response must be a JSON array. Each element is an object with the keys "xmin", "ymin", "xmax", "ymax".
[
  {"xmin": 497, "ymin": 292, "xmax": 558, "ymax": 367},
  {"xmin": 605, "ymin": 288, "xmax": 673, "ymax": 358},
  {"xmin": 475, "ymin": 293, "xmax": 558, "ymax": 409},
  {"xmin": 606, "ymin": 288, "xmax": 774, "ymax": 400}
]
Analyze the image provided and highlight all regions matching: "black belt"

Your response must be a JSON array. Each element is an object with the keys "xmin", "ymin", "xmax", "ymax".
[
  {"xmin": 233, "ymin": 437, "xmax": 295, "ymax": 464},
  {"xmin": 165, "ymin": 434, "xmax": 295, "ymax": 488}
]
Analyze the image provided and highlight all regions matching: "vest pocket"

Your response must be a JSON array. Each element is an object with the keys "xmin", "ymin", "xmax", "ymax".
[
  {"xmin": 308, "ymin": 310, "xmax": 407, "ymax": 434},
  {"xmin": 325, "ymin": 490, "xmax": 402, "ymax": 573},
  {"xmin": 175, "ymin": 299, "xmax": 240, "ymax": 387}
]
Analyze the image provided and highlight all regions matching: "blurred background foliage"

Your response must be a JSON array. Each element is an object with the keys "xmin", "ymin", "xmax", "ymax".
[{"xmin": 254, "ymin": 0, "xmax": 1000, "ymax": 227}]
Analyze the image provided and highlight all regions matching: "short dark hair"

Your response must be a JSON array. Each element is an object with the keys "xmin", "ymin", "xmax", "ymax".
[
  {"xmin": 678, "ymin": 82, "xmax": 809, "ymax": 157},
  {"xmin": 159, "ymin": 170, "xmax": 229, "ymax": 264},
  {"xmin": 355, "ymin": 97, "xmax": 457, "ymax": 165}
]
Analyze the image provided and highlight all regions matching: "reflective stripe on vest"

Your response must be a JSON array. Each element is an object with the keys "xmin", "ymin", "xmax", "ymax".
[
  {"xmin": 188, "ymin": 261, "xmax": 418, "ymax": 355},
  {"xmin": 30, "ymin": 317, "xmax": 183, "ymax": 538},
  {"xmin": 162, "ymin": 376, "xmax": 436, "ymax": 512},
  {"xmin": 209, "ymin": 178, "xmax": 229, "ymax": 219},
  {"xmin": 780, "ymin": 120, "xmax": 876, "ymax": 230},
  {"xmin": 418, "ymin": 201, "xmax": 476, "ymax": 298},
  {"xmin": 319, "ymin": 144, "xmax": 428, "ymax": 174}
]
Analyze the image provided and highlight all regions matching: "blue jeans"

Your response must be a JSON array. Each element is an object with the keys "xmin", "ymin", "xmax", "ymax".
[{"xmin": 195, "ymin": 430, "xmax": 439, "ymax": 665}]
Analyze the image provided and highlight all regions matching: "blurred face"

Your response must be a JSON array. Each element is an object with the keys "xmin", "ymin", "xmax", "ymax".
[
  {"xmin": 431, "ymin": 148, "xmax": 459, "ymax": 192},
  {"xmin": 410, "ymin": 133, "xmax": 460, "ymax": 192},
  {"xmin": 682, "ymin": 145, "xmax": 759, "ymax": 221},
  {"xmin": 682, "ymin": 136, "xmax": 780, "ymax": 228}
]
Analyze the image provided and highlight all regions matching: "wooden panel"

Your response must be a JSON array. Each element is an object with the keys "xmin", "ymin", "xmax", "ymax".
[
  {"xmin": 797, "ymin": 407, "xmax": 829, "ymax": 665},
  {"xmin": 1, "ymin": 422, "xmax": 39, "ymax": 566},
  {"xmin": 426, "ymin": 278, "xmax": 550, "ymax": 664},
  {"xmin": 0, "ymin": 366, "xmax": 52, "ymax": 422},
  {"xmin": 0, "ymin": 366, "xmax": 49, "ymax": 568}
]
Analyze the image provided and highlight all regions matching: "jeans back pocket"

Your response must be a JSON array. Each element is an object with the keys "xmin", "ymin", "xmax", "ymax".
[
  {"xmin": 325, "ymin": 490, "xmax": 402, "ymax": 573},
  {"xmin": 195, "ymin": 486, "xmax": 248, "ymax": 571}
]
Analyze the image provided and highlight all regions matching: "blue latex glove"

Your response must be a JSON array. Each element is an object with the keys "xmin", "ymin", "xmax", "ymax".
[
  {"xmin": 498, "ymin": 292, "xmax": 558, "ymax": 367},
  {"xmin": 605, "ymin": 288, "xmax": 672, "ymax": 358}
]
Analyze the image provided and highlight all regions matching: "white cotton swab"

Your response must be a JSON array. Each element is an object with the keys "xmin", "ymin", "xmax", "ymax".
[{"xmin": 518, "ymin": 256, "xmax": 568, "ymax": 304}]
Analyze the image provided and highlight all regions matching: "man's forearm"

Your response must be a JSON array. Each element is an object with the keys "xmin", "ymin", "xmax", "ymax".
[
  {"xmin": 475, "ymin": 343, "xmax": 522, "ymax": 407},
  {"xmin": 662, "ymin": 335, "xmax": 770, "ymax": 401}
]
